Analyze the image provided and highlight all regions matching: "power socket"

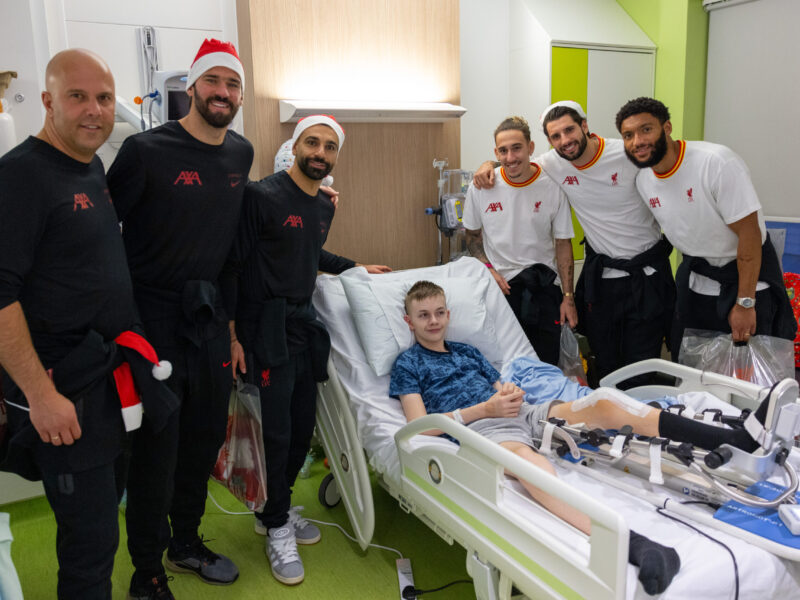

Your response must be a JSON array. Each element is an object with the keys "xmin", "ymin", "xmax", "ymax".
[{"xmin": 397, "ymin": 558, "xmax": 415, "ymax": 599}]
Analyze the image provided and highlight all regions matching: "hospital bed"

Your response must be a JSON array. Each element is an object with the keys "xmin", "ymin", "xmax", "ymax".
[{"xmin": 311, "ymin": 257, "xmax": 800, "ymax": 600}]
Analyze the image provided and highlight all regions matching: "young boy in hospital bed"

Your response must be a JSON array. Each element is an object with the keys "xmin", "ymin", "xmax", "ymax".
[{"xmin": 389, "ymin": 281, "xmax": 778, "ymax": 596}]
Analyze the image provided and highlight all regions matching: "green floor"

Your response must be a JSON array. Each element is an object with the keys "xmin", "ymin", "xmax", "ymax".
[{"xmin": 3, "ymin": 460, "xmax": 474, "ymax": 599}]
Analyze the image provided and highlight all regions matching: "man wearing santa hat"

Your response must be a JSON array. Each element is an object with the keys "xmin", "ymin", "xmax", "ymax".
[
  {"xmin": 221, "ymin": 115, "xmax": 388, "ymax": 585},
  {"xmin": 107, "ymin": 38, "xmax": 253, "ymax": 598},
  {"xmin": 0, "ymin": 49, "xmax": 177, "ymax": 599}
]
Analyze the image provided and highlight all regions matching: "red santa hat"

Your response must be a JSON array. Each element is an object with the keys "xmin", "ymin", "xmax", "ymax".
[
  {"xmin": 292, "ymin": 115, "xmax": 345, "ymax": 150},
  {"xmin": 113, "ymin": 331, "xmax": 173, "ymax": 432},
  {"xmin": 185, "ymin": 38, "xmax": 245, "ymax": 91},
  {"xmin": 540, "ymin": 100, "xmax": 587, "ymax": 125}
]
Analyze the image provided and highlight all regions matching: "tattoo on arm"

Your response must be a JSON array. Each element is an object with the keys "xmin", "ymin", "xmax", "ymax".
[
  {"xmin": 555, "ymin": 238, "xmax": 574, "ymax": 294},
  {"xmin": 465, "ymin": 229, "xmax": 489, "ymax": 263}
]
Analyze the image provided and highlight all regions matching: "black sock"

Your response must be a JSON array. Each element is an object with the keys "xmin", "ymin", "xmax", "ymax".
[
  {"xmin": 628, "ymin": 530, "xmax": 681, "ymax": 595},
  {"xmin": 657, "ymin": 391, "xmax": 773, "ymax": 452}
]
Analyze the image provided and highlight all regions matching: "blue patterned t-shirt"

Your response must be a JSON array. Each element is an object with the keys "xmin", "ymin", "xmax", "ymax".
[{"xmin": 389, "ymin": 341, "xmax": 500, "ymax": 414}]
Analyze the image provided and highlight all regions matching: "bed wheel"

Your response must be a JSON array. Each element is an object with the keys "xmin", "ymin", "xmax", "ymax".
[{"xmin": 319, "ymin": 473, "xmax": 341, "ymax": 508}]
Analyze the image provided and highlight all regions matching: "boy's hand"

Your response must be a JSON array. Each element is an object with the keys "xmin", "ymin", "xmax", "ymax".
[{"xmin": 484, "ymin": 386, "xmax": 524, "ymax": 418}]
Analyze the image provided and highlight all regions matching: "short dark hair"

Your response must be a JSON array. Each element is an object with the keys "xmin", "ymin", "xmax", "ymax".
[
  {"xmin": 542, "ymin": 106, "xmax": 586, "ymax": 137},
  {"xmin": 494, "ymin": 116, "xmax": 531, "ymax": 143},
  {"xmin": 404, "ymin": 280, "xmax": 446, "ymax": 313},
  {"xmin": 615, "ymin": 97, "xmax": 671, "ymax": 132}
]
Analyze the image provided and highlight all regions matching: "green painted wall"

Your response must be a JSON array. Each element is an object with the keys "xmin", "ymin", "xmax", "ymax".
[{"xmin": 616, "ymin": 0, "xmax": 708, "ymax": 140}]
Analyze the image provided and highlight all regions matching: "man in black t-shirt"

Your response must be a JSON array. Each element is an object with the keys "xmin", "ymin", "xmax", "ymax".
[
  {"xmin": 106, "ymin": 39, "xmax": 253, "ymax": 598},
  {"xmin": 0, "ymin": 49, "xmax": 175, "ymax": 600},
  {"xmin": 222, "ymin": 115, "xmax": 388, "ymax": 585}
]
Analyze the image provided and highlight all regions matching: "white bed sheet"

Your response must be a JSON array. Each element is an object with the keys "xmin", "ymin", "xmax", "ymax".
[{"xmin": 312, "ymin": 258, "xmax": 800, "ymax": 599}]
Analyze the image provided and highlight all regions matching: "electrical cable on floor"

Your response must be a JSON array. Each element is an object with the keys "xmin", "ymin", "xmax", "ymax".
[
  {"xmin": 206, "ymin": 489, "xmax": 405, "ymax": 559},
  {"xmin": 401, "ymin": 578, "xmax": 473, "ymax": 599},
  {"xmin": 655, "ymin": 503, "xmax": 739, "ymax": 600}
]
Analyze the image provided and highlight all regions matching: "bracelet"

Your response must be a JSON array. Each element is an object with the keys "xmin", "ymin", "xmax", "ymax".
[
  {"xmin": 452, "ymin": 408, "xmax": 465, "ymax": 425},
  {"xmin": 563, "ymin": 292, "xmax": 573, "ymax": 297},
  {"xmin": 484, "ymin": 262, "xmax": 493, "ymax": 269}
]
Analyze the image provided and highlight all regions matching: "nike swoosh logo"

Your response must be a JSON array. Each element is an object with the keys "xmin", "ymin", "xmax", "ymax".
[
  {"xmin": 223, "ymin": 361, "xmax": 232, "ymax": 367},
  {"xmin": 230, "ymin": 180, "xmax": 241, "ymax": 187}
]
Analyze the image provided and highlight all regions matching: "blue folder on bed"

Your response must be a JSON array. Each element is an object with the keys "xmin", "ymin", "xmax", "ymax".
[{"xmin": 714, "ymin": 480, "xmax": 800, "ymax": 547}]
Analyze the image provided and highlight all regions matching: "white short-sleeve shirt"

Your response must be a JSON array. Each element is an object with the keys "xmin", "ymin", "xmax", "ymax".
[
  {"xmin": 635, "ymin": 140, "xmax": 766, "ymax": 294},
  {"xmin": 462, "ymin": 164, "xmax": 573, "ymax": 283},
  {"xmin": 539, "ymin": 136, "xmax": 661, "ymax": 271}
]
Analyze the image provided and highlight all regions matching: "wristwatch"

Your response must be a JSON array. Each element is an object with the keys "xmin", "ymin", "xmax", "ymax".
[{"xmin": 736, "ymin": 297, "xmax": 756, "ymax": 309}]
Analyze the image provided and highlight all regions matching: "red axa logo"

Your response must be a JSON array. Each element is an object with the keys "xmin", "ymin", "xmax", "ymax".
[
  {"xmin": 72, "ymin": 193, "xmax": 94, "ymax": 211},
  {"xmin": 283, "ymin": 215, "xmax": 304, "ymax": 228},
  {"xmin": 260, "ymin": 368, "xmax": 271, "ymax": 388},
  {"xmin": 174, "ymin": 171, "xmax": 203, "ymax": 186},
  {"xmin": 687, "ymin": 187, "xmax": 694, "ymax": 202},
  {"xmin": 562, "ymin": 176, "xmax": 579, "ymax": 185},
  {"xmin": 611, "ymin": 172, "xmax": 618, "ymax": 186},
  {"xmin": 485, "ymin": 202, "xmax": 503, "ymax": 213},
  {"xmin": 533, "ymin": 201, "xmax": 542, "ymax": 213},
  {"xmin": 649, "ymin": 197, "xmax": 661, "ymax": 208}
]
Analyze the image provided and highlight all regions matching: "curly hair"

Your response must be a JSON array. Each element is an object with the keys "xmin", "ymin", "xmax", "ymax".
[{"xmin": 615, "ymin": 97, "xmax": 671, "ymax": 132}]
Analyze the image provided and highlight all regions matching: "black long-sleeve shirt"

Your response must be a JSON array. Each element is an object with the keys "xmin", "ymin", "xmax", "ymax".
[
  {"xmin": 221, "ymin": 170, "xmax": 355, "ymax": 317},
  {"xmin": 0, "ymin": 137, "xmax": 138, "ymax": 365},
  {"xmin": 106, "ymin": 121, "xmax": 254, "ymax": 293}
]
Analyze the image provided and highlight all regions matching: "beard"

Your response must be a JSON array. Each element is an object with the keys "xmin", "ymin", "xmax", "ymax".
[
  {"xmin": 625, "ymin": 127, "xmax": 668, "ymax": 168},
  {"xmin": 554, "ymin": 131, "xmax": 589, "ymax": 161},
  {"xmin": 194, "ymin": 93, "xmax": 239, "ymax": 128},
  {"xmin": 297, "ymin": 154, "xmax": 333, "ymax": 180}
]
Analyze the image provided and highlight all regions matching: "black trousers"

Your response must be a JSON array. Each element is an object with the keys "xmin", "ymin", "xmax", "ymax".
[
  {"xmin": 125, "ymin": 328, "xmax": 231, "ymax": 576},
  {"xmin": 506, "ymin": 279, "xmax": 561, "ymax": 366},
  {"xmin": 671, "ymin": 285, "xmax": 777, "ymax": 359},
  {"xmin": 253, "ymin": 349, "xmax": 317, "ymax": 530},
  {"xmin": 41, "ymin": 457, "xmax": 124, "ymax": 599},
  {"xmin": 580, "ymin": 273, "xmax": 671, "ymax": 384}
]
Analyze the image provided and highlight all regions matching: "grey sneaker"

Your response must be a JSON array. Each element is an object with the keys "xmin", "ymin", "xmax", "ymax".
[
  {"xmin": 288, "ymin": 505, "xmax": 321, "ymax": 544},
  {"xmin": 255, "ymin": 506, "xmax": 321, "ymax": 544},
  {"xmin": 165, "ymin": 536, "xmax": 239, "ymax": 585},
  {"xmin": 267, "ymin": 525, "xmax": 304, "ymax": 585}
]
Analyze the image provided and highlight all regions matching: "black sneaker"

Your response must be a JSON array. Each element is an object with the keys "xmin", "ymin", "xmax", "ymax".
[
  {"xmin": 127, "ymin": 574, "xmax": 175, "ymax": 600},
  {"xmin": 165, "ymin": 536, "xmax": 239, "ymax": 585}
]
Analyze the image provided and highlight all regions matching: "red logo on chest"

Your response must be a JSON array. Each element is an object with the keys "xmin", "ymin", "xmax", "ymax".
[
  {"xmin": 261, "ymin": 369, "xmax": 271, "ymax": 387},
  {"xmin": 174, "ymin": 171, "xmax": 203, "ymax": 186},
  {"xmin": 611, "ymin": 172, "xmax": 618, "ymax": 186},
  {"xmin": 562, "ymin": 176, "xmax": 579, "ymax": 185},
  {"xmin": 73, "ymin": 193, "xmax": 94, "ymax": 211},
  {"xmin": 649, "ymin": 197, "xmax": 661, "ymax": 208},
  {"xmin": 687, "ymin": 187, "xmax": 694, "ymax": 202},
  {"xmin": 533, "ymin": 201, "xmax": 542, "ymax": 213},
  {"xmin": 283, "ymin": 215, "xmax": 304, "ymax": 228},
  {"xmin": 485, "ymin": 202, "xmax": 503, "ymax": 213}
]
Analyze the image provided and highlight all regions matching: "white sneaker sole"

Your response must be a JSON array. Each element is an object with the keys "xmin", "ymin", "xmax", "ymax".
[{"xmin": 265, "ymin": 547, "xmax": 304, "ymax": 585}]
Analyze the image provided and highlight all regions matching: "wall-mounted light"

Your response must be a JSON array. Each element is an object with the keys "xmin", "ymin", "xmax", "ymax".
[{"xmin": 279, "ymin": 99, "xmax": 467, "ymax": 123}]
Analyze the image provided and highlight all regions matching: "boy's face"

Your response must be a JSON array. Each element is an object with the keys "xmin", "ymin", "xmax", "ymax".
[{"xmin": 404, "ymin": 295, "xmax": 450, "ymax": 347}]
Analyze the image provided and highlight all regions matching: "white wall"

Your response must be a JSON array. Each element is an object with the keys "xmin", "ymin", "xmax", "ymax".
[
  {"xmin": 704, "ymin": 0, "xmax": 799, "ymax": 219},
  {"xmin": 459, "ymin": 0, "xmax": 510, "ymax": 170},
  {"xmin": 0, "ymin": 0, "xmax": 52, "ymax": 145}
]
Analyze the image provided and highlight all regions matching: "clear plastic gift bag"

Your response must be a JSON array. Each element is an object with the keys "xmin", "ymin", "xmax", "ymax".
[
  {"xmin": 679, "ymin": 328, "xmax": 795, "ymax": 386},
  {"xmin": 212, "ymin": 378, "xmax": 267, "ymax": 512},
  {"xmin": 558, "ymin": 323, "xmax": 588, "ymax": 386}
]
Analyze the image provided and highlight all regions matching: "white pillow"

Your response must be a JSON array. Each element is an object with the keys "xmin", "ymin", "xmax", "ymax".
[{"xmin": 339, "ymin": 270, "xmax": 501, "ymax": 376}]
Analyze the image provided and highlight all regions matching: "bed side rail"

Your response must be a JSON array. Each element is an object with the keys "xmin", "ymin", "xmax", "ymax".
[
  {"xmin": 315, "ymin": 357, "xmax": 375, "ymax": 550},
  {"xmin": 600, "ymin": 358, "xmax": 769, "ymax": 409},
  {"xmin": 396, "ymin": 415, "xmax": 627, "ymax": 600}
]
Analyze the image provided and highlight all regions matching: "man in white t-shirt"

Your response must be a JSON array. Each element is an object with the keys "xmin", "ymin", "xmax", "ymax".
[
  {"xmin": 462, "ymin": 116, "xmax": 575, "ymax": 365},
  {"xmin": 616, "ymin": 97, "xmax": 796, "ymax": 353},
  {"xmin": 474, "ymin": 103, "xmax": 675, "ymax": 384}
]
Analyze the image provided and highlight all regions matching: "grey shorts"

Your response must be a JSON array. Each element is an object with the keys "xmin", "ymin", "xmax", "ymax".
[{"xmin": 466, "ymin": 401, "xmax": 560, "ymax": 447}]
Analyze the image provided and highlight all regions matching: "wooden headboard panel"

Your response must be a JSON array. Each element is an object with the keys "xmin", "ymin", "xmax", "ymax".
[{"xmin": 235, "ymin": 0, "xmax": 461, "ymax": 269}]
